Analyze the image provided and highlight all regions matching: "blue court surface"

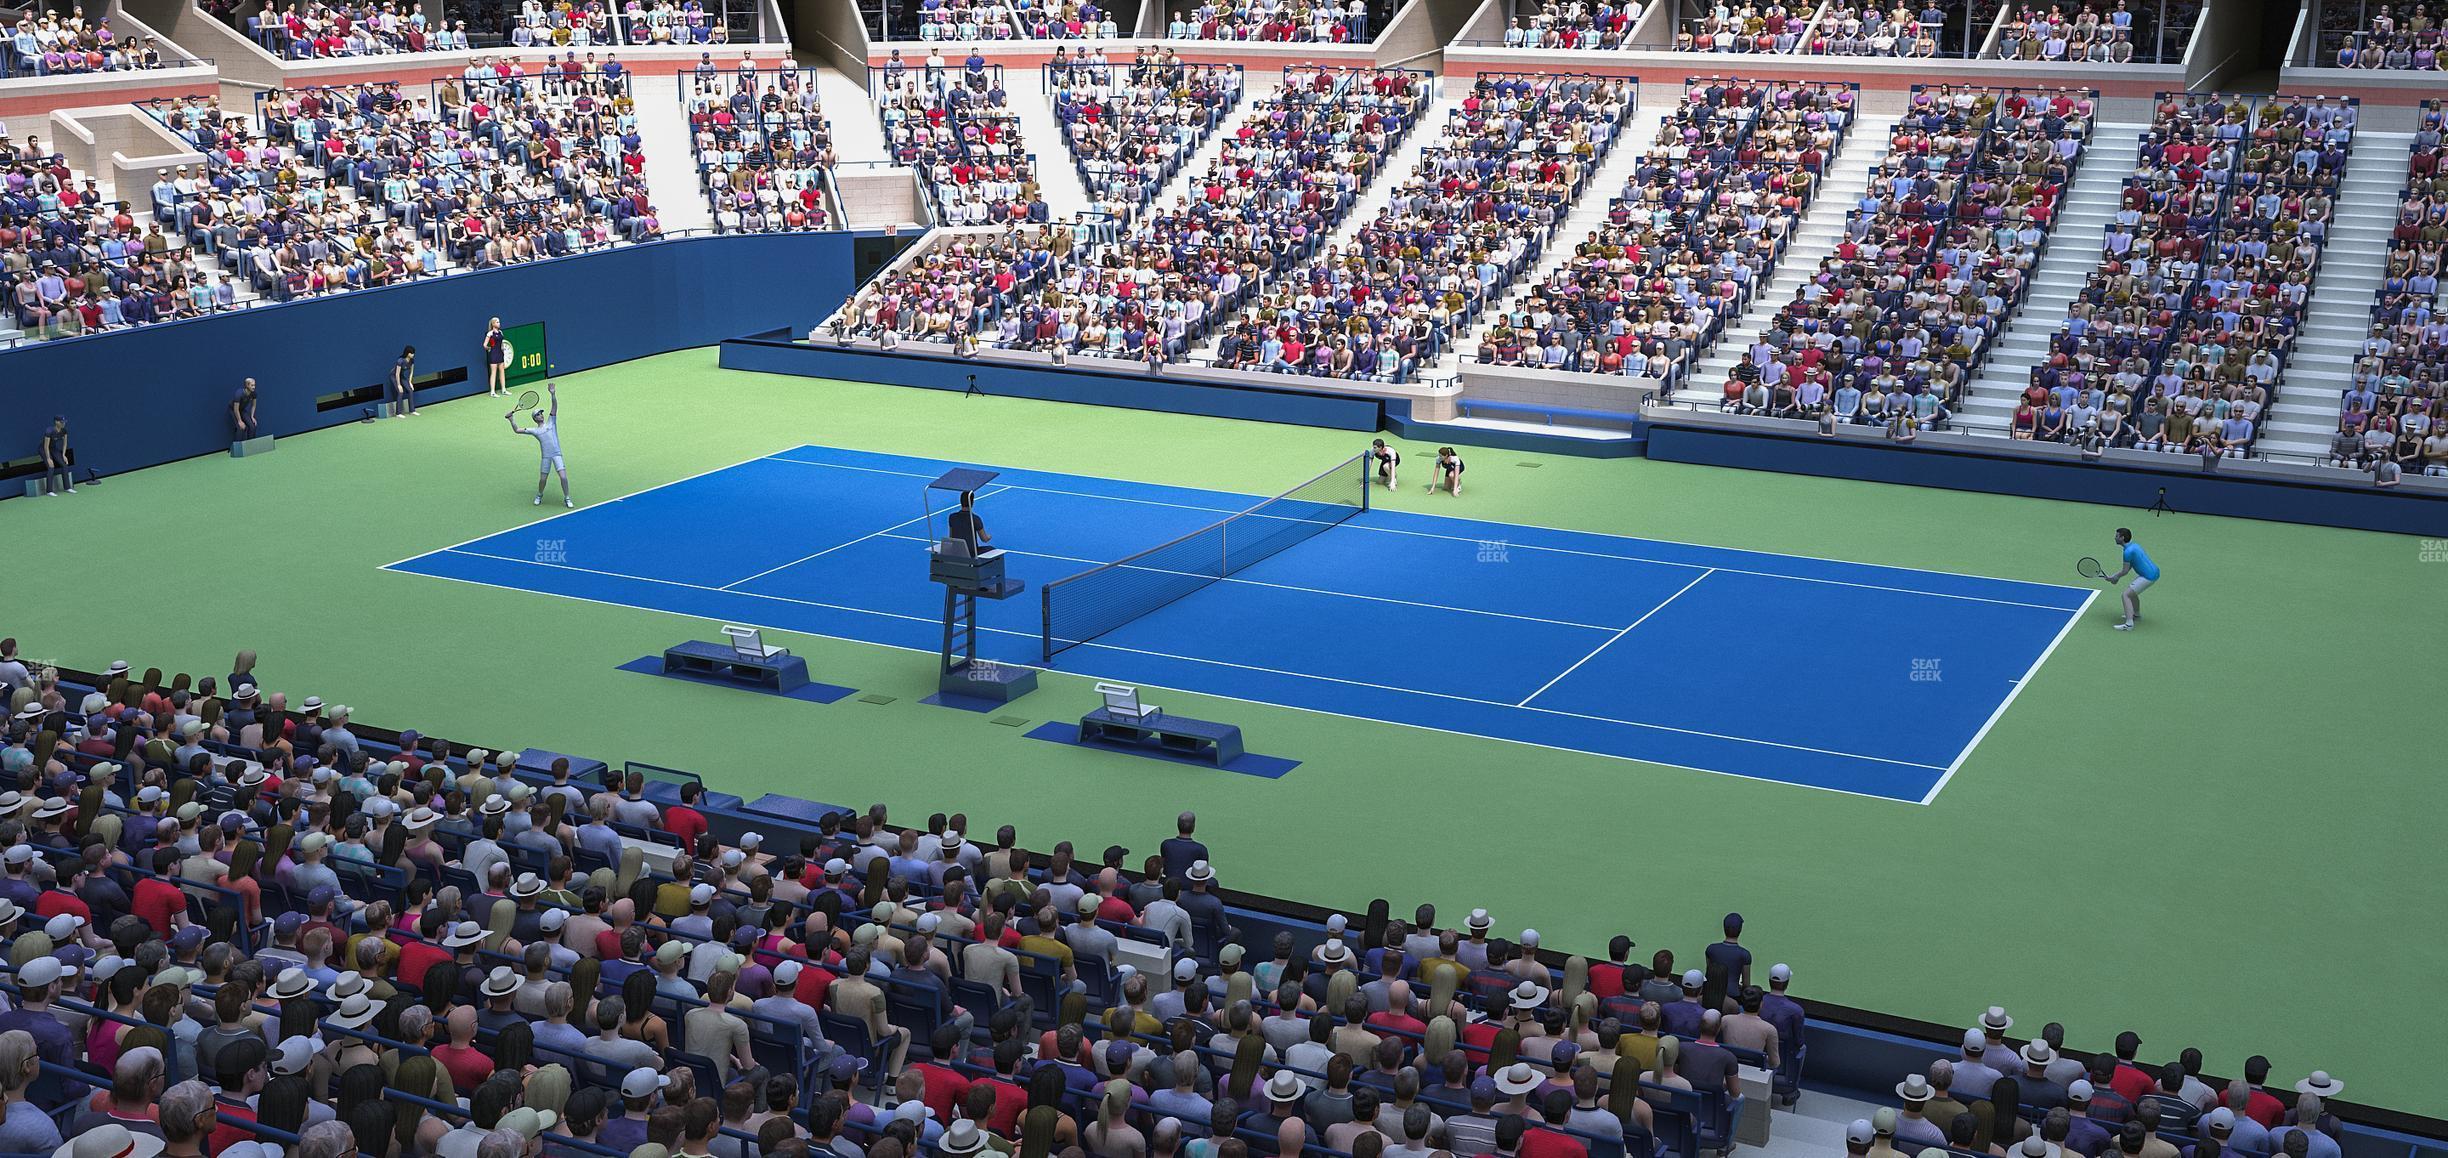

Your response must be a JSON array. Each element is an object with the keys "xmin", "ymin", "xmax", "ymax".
[{"xmin": 387, "ymin": 445, "xmax": 2093, "ymax": 803}]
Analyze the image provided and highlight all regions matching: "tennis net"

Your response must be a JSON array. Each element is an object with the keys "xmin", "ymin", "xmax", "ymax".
[{"xmin": 1041, "ymin": 454, "xmax": 1371, "ymax": 662}]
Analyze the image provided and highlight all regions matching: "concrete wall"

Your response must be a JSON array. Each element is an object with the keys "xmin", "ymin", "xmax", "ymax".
[
  {"xmin": 2183, "ymin": 0, "xmax": 2258, "ymax": 90},
  {"xmin": 794, "ymin": 0, "xmax": 871, "ymax": 79},
  {"xmin": 1644, "ymin": 411, "xmax": 2448, "ymax": 535},
  {"xmin": 722, "ymin": 335, "xmax": 1391, "ymax": 429},
  {"xmin": 1372, "ymin": 0, "xmax": 1466, "ymax": 66},
  {"xmin": 1459, "ymin": 362, "xmax": 1659, "ymax": 416},
  {"xmin": 51, "ymin": 102, "xmax": 206, "ymax": 202},
  {"xmin": 117, "ymin": 0, "xmax": 289, "ymax": 87},
  {"xmin": 0, "ymin": 61, "xmax": 219, "ymax": 121},
  {"xmin": 1436, "ymin": 46, "xmax": 2185, "ymax": 119},
  {"xmin": 832, "ymin": 166, "xmax": 927, "ymax": 229}
]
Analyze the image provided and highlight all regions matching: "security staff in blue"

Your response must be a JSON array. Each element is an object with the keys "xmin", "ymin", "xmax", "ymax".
[{"xmin": 2102, "ymin": 527, "xmax": 2160, "ymax": 631}]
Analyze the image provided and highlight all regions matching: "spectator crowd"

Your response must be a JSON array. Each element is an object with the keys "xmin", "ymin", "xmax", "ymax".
[
  {"xmin": 1214, "ymin": 72, "xmax": 1628, "ymax": 382},
  {"xmin": 1728, "ymin": 85, "xmax": 2096, "ymax": 435},
  {"xmin": 2333, "ymin": 99, "xmax": 2448, "ymax": 474},
  {"xmin": 1164, "ymin": 0, "xmax": 1379, "ymax": 42},
  {"xmin": 1991, "ymin": 2, "xmax": 2138, "ymax": 61},
  {"xmin": 687, "ymin": 65, "xmax": 840, "ymax": 233},
  {"xmin": 2323, "ymin": 1, "xmax": 2445, "ymax": 68},
  {"xmin": 0, "ymin": 648, "xmax": 2360, "ymax": 1158},
  {"xmin": 1495, "ymin": 77, "xmax": 1855, "ymax": 378},
  {"xmin": 877, "ymin": 51, "xmax": 1044, "ymax": 227},
  {"xmin": 1495, "ymin": 1, "xmax": 1645, "ymax": 50},
  {"xmin": 239, "ymin": 3, "xmax": 459, "ymax": 58},
  {"xmin": 5, "ymin": 12, "xmax": 173, "ymax": 77},
  {"xmin": 1048, "ymin": 51, "xmax": 1245, "ymax": 222}
]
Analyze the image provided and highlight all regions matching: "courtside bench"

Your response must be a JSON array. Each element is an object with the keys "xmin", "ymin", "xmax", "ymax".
[
  {"xmin": 662, "ymin": 639, "xmax": 810, "ymax": 693},
  {"xmin": 1078, "ymin": 705, "xmax": 1244, "ymax": 765}
]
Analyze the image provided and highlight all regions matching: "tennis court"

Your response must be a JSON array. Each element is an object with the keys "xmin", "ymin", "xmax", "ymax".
[{"xmin": 386, "ymin": 444, "xmax": 2093, "ymax": 803}]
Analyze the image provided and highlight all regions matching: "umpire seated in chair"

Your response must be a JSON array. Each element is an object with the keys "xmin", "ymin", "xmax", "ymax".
[{"xmin": 930, "ymin": 491, "xmax": 1011, "ymax": 592}]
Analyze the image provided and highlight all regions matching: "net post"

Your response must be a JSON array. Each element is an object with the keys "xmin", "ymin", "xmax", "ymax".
[
  {"xmin": 1357, "ymin": 450, "xmax": 1371, "ymax": 512},
  {"xmin": 1040, "ymin": 585, "xmax": 1055, "ymax": 664}
]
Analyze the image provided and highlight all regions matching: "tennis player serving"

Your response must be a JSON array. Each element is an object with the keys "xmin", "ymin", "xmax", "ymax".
[
  {"xmin": 2100, "ymin": 527, "xmax": 2158, "ymax": 631},
  {"xmin": 508, "ymin": 382, "xmax": 573, "ymax": 508}
]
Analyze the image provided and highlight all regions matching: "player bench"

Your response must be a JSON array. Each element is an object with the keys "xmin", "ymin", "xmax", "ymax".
[
  {"xmin": 662, "ymin": 639, "xmax": 810, "ymax": 694},
  {"xmin": 1078, "ymin": 705, "xmax": 1245, "ymax": 766}
]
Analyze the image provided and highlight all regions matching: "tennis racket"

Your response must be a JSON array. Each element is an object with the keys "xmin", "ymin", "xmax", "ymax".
[
  {"xmin": 2076, "ymin": 556, "xmax": 2108, "ymax": 581},
  {"xmin": 513, "ymin": 389, "xmax": 541, "ymax": 413}
]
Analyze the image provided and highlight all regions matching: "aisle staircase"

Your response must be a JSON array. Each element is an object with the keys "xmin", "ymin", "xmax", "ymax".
[
  {"xmin": 1440, "ymin": 97, "xmax": 1675, "ymax": 371},
  {"xmin": 1670, "ymin": 110, "xmax": 1901, "ymax": 405},
  {"xmin": 1952, "ymin": 125, "xmax": 2141, "ymax": 432},
  {"xmin": 2254, "ymin": 131, "xmax": 2413, "ymax": 462},
  {"xmin": 629, "ymin": 72, "xmax": 715, "ymax": 233},
  {"xmin": 1002, "ymin": 65, "xmax": 1096, "ymax": 221}
]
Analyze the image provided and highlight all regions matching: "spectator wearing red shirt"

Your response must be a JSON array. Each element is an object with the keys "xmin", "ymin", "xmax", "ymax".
[
  {"xmin": 2109, "ymin": 1033, "xmax": 2158, "ymax": 1107},
  {"xmin": 1588, "ymin": 936, "xmax": 1635, "ymax": 1001},
  {"xmin": 1521, "ymin": 1091, "xmax": 1591, "ymax": 1158},
  {"xmin": 909, "ymin": 1031, "xmax": 973, "ymax": 1121},
  {"xmin": 430, "ymin": 1006, "xmax": 495, "ymax": 1094},
  {"xmin": 1366, "ymin": 981, "xmax": 1427, "ymax": 1040},
  {"xmin": 393, "ymin": 912, "xmax": 475, "ymax": 989},
  {"xmin": 664, "ymin": 783, "xmax": 710, "ymax": 850},
  {"xmin": 204, "ymin": 1038, "xmax": 267, "ymax": 1157},
  {"xmin": 974, "ymin": 1039, "xmax": 1031, "ymax": 1135},
  {"xmin": 2239, "ymin": 1057, "xmax": 2287, "ymax": 1128},
  {"xmin": 34, "ymin": 862, "xmax": 93, "ymax": 925},
  {"xmin": 131, "ymin": 848, "xmax": 189, "ymax": 939}
]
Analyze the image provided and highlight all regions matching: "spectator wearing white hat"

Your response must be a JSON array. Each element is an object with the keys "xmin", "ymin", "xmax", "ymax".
[
  {"xmin": 673, "ymin": 882, "xmax": 717, "ymax": 941},
  {"xmin": 1896, "ymin": 1073, "xmax": 1950, "ymax": 1152},
  {"xmin": 1190, "ymin": 860, "xmax": 1241, "ymax": 950},
  {"xmin": 0, "ymin": 844, "xmax": 40, "ymax": 911},
  {"xmin": 1954, "ymin": 1026, "xmax": 2007, "ymax": 1101},
  {"xmin": 2063, "ymin": 1082, "xmax": 2114, "ymax": 1157},
  {"xmin": 0, "ymin": 958, "xmax": 84, "ymax": 1106},
  {"xmin": 2021, "ymin": 1042, "xmax": 2071, "ymax": 1112},
  {"xmin": 1660, "ymin": 969, "xmax": 1709, "ymax": 1038}
]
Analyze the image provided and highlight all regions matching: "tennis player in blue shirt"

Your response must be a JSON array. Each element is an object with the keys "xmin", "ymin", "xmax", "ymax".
[{"xmin": 2103, "ymin": 527, "xmax": 2159, "ymax": 631}]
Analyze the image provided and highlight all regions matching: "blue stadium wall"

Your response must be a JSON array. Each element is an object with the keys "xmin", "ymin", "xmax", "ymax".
[{"xmin": 1, "ymin": 232, "xmax": 862, "ymax": 480}]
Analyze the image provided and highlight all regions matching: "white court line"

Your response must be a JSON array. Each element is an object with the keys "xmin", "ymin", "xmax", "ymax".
[
  {"xmin": 870, "ymin": 532, "xmax": 1621, "ymax": 633},
  {"xmin": 441, "ymin": 549, "xmax": 966, "ymax": 632},
  {"xmin": 427, "ymin": 548, "xmax": 1940, "ymax": 772},
  {"xmin": 379, "ymin": 446, "xmax": 793, "ymax": 570},
  {"xmin": 382, "ymin": 446, "xmax": 2061, "ymax": 799},
  {"xmin": 768, "ymin": 448, "xmax": 2097, "ymax": 602},
  {"xmin": 769, "ymin": 452, "xmax": 2082, "ymax": 612},
  {"xmin": 1517, "ymin": 569, "xmax": 1716, "ymax": 707},
  {"xmin": 1919, "ymin": 588, "xmax": 2097, "ymax": 806},
  {"xmin": 388, "ymin": 564, "xmax": 1927, "ymax": 804},
  {"xmin": 720, "ymin": 484, "xmax": 1013, "ymax": 591}
]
